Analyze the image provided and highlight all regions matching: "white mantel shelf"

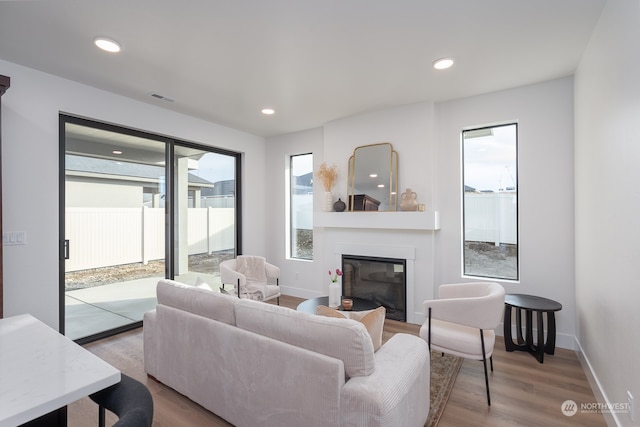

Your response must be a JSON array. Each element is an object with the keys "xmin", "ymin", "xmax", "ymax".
[{"xmin": 315, "ymin": 211, "xmax": 440, "ymax": 231}]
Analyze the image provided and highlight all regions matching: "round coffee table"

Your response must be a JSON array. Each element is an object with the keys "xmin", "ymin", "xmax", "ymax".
[{"xmin": 296, "ymin": 296, "xmax": 380, "ymax": 314}]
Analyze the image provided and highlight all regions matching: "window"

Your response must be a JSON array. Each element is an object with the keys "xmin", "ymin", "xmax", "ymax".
[
  {"xmin": 290, "ymin": 153, "xmax": 313, "ymax": 259},
  {"xmin": 462, "ymin": 123, "xmax": 518, "ymax": 280}
]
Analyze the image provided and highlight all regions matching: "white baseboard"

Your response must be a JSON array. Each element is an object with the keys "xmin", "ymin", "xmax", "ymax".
[
  {"xmin": 280, "ymin": 286, "xmax": 323, "ymax": 300},
  {"xmin": 574, "ymin": 338, "xmax": 622, "ymax": 427}
]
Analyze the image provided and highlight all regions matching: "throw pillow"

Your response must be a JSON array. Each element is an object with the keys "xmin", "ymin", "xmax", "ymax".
[
  {"xmin": 195, "ymin": 277, "xmax": 212, "ymax": 291},
  {"xmin": 316, "ymin": 305, "xmax": 386, "ymax": 351}
]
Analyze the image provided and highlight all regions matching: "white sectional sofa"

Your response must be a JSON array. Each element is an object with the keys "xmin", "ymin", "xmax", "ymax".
[{"xmin": 143, "ymin": 279, "xmax": 430, "ymax": 427}]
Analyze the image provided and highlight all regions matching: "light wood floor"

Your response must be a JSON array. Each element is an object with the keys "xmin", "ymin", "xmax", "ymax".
[{"xmin": 68, "ymin": 295, "xmax": 606, "ymax": 427}]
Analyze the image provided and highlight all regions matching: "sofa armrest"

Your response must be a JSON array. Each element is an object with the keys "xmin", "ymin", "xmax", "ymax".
[
  {"xmin": 340, "ymin": 333, "xmax": 430, "ymax": 427},
  {"xmin": 143, "ymin": 309, "xmax": 157, "ymax": 377}
]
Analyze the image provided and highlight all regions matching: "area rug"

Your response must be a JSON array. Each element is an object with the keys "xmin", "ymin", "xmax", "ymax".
[{"xmin": 382, "ymin": 332, "xmax": 463, "ymax": 427}]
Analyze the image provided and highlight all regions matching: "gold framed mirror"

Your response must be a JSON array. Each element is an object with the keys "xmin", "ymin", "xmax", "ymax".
[{"xmin": 347, "ymin": 142, "xmax": 398, "ymax": 211}]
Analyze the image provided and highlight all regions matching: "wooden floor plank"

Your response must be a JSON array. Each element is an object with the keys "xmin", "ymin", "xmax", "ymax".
[{"xmin": 68, "ymin": 295, "xmax": 606, "ymax": 426}]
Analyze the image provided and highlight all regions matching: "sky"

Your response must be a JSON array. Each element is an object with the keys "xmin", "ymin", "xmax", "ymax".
[
  {"xmin": 292, "ymin": 153, "xmax": 313, "ymax": 176},
  {"xmin": 463, "ymin": 124, "xmax": 517, "ymax": 192},
  {"xmin": 189, "ymin": 152, "xmax": 236, "ymax": 184}
]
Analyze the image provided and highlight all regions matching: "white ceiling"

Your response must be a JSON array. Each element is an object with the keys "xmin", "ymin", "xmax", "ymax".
[{"xmin": 0, "ymin": 0, "xmax": 606, "ymax": 137}]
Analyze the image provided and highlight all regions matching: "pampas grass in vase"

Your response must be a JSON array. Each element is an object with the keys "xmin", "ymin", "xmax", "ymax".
[{"xmin": 316, "ymin": 162, "xmax": 338, "ymax": 212}]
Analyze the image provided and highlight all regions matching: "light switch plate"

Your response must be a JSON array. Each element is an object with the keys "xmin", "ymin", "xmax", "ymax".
[{"xmin": 2, "ymin": 231, "xmax": 26, "ymax": 246}]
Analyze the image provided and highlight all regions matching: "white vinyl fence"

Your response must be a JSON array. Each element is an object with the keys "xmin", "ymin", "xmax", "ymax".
[
  {"xmin": 65, "ymin": 207, "xmax": 235, "ymax": 272},
  {"xmin": 292, "ymin": 193, "xmax": 313, "ymax": 230},
  {"xmin": 464, "ymin": 192, "xmax": 517, "ymax": 245}
]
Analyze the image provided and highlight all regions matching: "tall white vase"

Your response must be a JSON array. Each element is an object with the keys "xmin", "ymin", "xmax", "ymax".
[
  {"xmin": 328, "ymin": 281, "xmax": 341, "ymax": 308},
  {"xmin": 322, "ymin": 191, "xmax": 334, "ymax": 212}
]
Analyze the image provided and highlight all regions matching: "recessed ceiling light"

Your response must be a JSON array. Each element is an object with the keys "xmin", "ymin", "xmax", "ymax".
[
  {"xmin": 261, "ymin": 108, "xmax": 275, "ymax": 115},
  {"xmin": 112, "ymin": 150, "xmax": 122, "ymax": 155},
  {"xmin": 94, "ymin": 37, "xmax": 121, "ymax": 53},
  {"xmin": 369, "ymin": 173, "xmax": 378, "ymax": 178},
  {"xmin": 433, "ymin": 57, "xmax": 454, "ymax": 70}
]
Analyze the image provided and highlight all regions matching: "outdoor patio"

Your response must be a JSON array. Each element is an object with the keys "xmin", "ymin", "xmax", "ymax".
[{"xmin": 65, "ymin": 271, "xmax": 221, "ymax": 341}]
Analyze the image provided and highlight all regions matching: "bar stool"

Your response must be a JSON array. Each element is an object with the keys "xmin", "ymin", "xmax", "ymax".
[{"xmin": 89, "ymin": 374, "xmax": 153, "ymax": 427}]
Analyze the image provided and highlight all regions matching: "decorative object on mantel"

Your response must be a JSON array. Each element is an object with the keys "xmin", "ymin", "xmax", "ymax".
[
  {"xmin": 322, "ymin": 192, "xmax": 334, "ymax": 212},
  {"xmin": 400, "ymin": 188, "xmax": 418, "ymax": 211},
  {"xmin": 333, "ymin": 198, "xmax": 346, "ymax": 212},
  {"xmin": 347, "ymin": 142, "xmax": 398, "ymax": 211},
  {"xmin": 316, "ymin": 162, "xmax": 338, "ymax": 212},
  {"xmin": 328, "ymin": 269, "xmax": 342, "ymax": 308}
]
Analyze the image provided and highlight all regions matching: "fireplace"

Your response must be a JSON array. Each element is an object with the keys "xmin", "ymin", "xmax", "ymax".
[{"xmin": 342, "ymin": 255, "xmax": 406, "ymax": 321}]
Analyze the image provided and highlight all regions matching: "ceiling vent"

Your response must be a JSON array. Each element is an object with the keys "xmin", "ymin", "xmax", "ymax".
[{"xmin": 148, "ymin": 92, "xmax": 175, "ymax": 102}]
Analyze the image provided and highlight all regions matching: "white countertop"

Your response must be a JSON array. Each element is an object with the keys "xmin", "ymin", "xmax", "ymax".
[{"xmin": 0, "ymin": 314, "xmax": 121, "ymax": 427}]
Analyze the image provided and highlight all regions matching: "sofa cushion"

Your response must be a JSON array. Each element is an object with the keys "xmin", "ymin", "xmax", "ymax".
[
  {"xmin": 156, "ymin": 279, "xmax": 237, "ymax": 325},
  {"xmin": 315, "ymin": 305, "xmax": 386, "ymax": 351},
  {"xmin": 234, "ymin": 299, "xmax": 375, "ymax": 378}
]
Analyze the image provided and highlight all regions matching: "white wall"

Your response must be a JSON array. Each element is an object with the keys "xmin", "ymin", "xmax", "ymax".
[
  {"xmin": 265, "ymin": 127, "xmax": 324, "ymax": 298},
  {"xmin": 435, "ymin": 77, "xmax": 576, "ymax": 349},
  {"xmin": 1, "ymin": 59, "xmax": 266, "ymax": 330},
  {"xmin": 265, "ymin": 101, "xmax": 437, "ymax": 308},
  {"xmin": 574, "ymin": 0, "xmax": 640, "ymax": 425},
  {"xmin": 266, "ymin": 89, "xmax": 578, "ymax": 337},
  {"xmin": 324, "ymin": 102, "xmax": 436, "ymax": 209},
  {"xmin": 66, "ymin": 180, "xmax": 141, "ymax": 207},
  {"xmin": 321, "ymin": 102, "xmax": 438, "ymax": 321}
]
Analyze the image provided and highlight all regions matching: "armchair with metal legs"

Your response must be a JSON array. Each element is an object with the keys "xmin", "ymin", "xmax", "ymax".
[
  {"xmin": 419, "ymin": 282, "xmax": 505, "ymax": 405},
  {"xmin": 220, "ymin": 255, "xmax": 281, "ymax": 304}
]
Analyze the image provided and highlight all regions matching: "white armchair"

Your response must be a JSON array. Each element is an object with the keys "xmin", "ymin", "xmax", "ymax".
[
  {"xmin": 419, "ymin": 282, "xmax": 505, "ymax": 405},
  {"xmin": 219, "ymin": 255, "xmax": 281, "ymax": 304}
]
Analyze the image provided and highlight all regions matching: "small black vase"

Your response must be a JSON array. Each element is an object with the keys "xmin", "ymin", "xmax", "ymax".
[{"xmin": 333, "ymin": 198, "xmax": 346, "ymax": 212}]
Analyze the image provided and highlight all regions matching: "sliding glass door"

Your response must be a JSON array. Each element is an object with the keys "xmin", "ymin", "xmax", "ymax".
[
  {"xmin": 171, "ymin": 145, "xmax": 237, "ymax": 286},
  {"xmin": 61, "ymin": 116, "xmax": 239, "ymax": 342}
]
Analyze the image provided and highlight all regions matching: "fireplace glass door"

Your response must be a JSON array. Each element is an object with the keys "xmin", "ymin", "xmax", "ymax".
[{"xmin": 342, "ymin": 255, "xmax": 406, "ymax": 321}]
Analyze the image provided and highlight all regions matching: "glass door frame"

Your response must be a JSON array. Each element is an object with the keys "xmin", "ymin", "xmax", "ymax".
[{"xmin": 59, "ymin": 114, "xmax": 241, "ymax": 343}]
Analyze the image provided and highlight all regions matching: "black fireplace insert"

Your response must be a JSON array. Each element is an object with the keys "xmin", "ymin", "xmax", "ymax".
[{"xmin": 341, "ymin": 254, "xmax": 406, "ymax": 321}]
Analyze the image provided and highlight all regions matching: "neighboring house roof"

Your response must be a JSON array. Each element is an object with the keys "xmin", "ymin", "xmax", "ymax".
[
  {"xmin": 292, "ymin": 171, "xmax": 313, "ymax": 194},
  {"xmin": 65, "ymin": 154, "xmax": 215, "ymax": 187},
  {"xmin": 296, "ymin": 171, "xmax": 313, "ymax": 187},
  {"xmin": 201, "ymin": 180, "xmax": 235, "ymax": 196}
]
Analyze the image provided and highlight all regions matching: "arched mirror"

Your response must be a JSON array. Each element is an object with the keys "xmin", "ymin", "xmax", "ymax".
[{"xmin": 347, "ymin": 142, "xmax": 398, "ymax": 211}]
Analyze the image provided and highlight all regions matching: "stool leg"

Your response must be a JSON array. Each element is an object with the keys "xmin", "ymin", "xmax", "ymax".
[
  {"xmin": 515, "ymin": 308, "xmax": 525, "ymax": 345},
  {"xmin": 525, "ymin": 309, "xmax": 534, "ymax": 348},
  {"xmin": 98, "ymin": 406, "xmax": 106, "ymax": 427},
  {"xmin": 545, "ymin": 312, "xmax": 557, "ymax": 355},
  {"xmin": 504, "ymin": 304, "xmax": 516, "ymax": 351},
  {"xmin": 536, "ymin": 311, "xmax": 545, "ymax": 363}
]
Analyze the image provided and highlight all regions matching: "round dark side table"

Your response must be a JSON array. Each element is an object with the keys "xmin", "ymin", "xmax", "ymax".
[
  {"xmin": 296, "ymin": 296, "xmax": 380, "ymax": 314},
  {"xmin": 503, "ymin": 294, "xmax": 562, "ymax": 363}
]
